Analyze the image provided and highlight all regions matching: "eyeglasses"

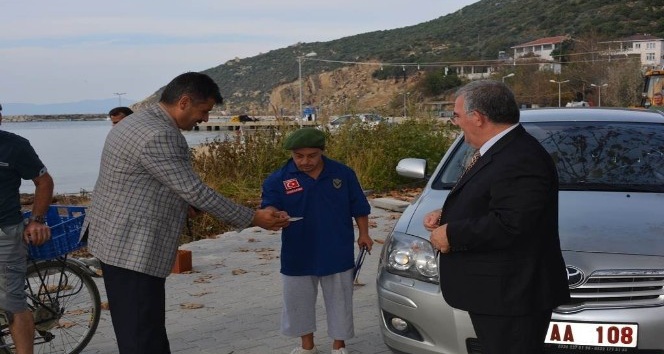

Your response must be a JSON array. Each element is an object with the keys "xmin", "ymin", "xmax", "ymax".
[
  {"xmin": 450, "ymin": 113, "xmax": 460, "ymax": 122},
  {"xmin": 450, "ymin": 110, "xmax": 474, "ymax": 123}
]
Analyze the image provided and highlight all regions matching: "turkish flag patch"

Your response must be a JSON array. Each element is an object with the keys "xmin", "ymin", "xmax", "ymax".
[{"xmin": 283, "ymin": 178, "xmax": 303, "ymax": 194}]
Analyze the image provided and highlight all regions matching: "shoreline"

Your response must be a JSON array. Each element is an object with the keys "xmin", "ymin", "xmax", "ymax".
[
  {"xmin": 3, "ymin": 114, "xmax": 107, "ymax": 123},
  {"xmin": 20, "ymin": 192, "xmax": 91, "ymax": 209}
]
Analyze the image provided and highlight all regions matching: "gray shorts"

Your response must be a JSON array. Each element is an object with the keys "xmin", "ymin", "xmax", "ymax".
[
  {"xmin": 281, "ymin": 269, "xmax": 354, "ymax": 340},
  {"xmin": 0, "ymin": 223, "xmax": 28, "ymax": 313}
]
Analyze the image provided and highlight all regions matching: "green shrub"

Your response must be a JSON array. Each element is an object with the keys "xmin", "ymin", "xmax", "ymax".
[{"xmin": 324, "ymin": 119, "xmax": 457, "ymax": 191}]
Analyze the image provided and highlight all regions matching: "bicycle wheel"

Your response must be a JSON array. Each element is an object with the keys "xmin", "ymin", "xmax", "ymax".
[
  {"xmin": 23, "ymin": 259, "xmax": 101, "ymax": 354},
  {"xmin": 0, "ymin": 313, "xmax": 12, "ymax": 354},
  {"xmin": 0, "ymin": 335, "xmax": 10, "ymax": 354}
]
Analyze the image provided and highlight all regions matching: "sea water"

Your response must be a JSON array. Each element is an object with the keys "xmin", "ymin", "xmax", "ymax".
[{"xmin": 1, "ymin": 120, "xmax": 231, "ymax": 194}]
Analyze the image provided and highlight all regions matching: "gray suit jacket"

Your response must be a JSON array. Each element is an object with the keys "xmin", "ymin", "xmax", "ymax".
[{"xmin": 82, "ymin": 104, "xmax": 254, "ymax": 278}]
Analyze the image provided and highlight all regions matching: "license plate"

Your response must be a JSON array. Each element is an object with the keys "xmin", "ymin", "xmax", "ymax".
[{"xmin": 546, "ymin": 321, "xmax": 638, "ymax": 348}]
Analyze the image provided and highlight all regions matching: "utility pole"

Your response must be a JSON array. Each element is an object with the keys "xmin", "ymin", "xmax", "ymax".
[
  {"xmin": 502, "ymin": 73, "xmax": 515, "ymax": 83},
  {"xmin": 591, "ymin": 83, "xmax": 608, "ymax": 107},
  {"xmin": 549, "ymin": 80, "xmax": 569, "ymax": 107},
  {"xmin": 403, "ymin": 92, "xmax": 409, "ymax": 118},
  {"xmin": 113, "ymin": 92, "xmax": 126, "ymax": 106},
  {"xmin": 297, "ymin": 52, "xmax": 317, "ymax": 123}
]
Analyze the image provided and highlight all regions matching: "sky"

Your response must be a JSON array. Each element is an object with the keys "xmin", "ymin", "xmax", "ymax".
[{"xmin": 0, "ymin": 0, "xmax": 478, "ymax": 105}]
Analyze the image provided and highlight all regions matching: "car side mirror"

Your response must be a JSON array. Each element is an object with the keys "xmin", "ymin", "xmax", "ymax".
[{"xmin": 396, "ymin": 158, "xmax": 428, "ymax": 179}]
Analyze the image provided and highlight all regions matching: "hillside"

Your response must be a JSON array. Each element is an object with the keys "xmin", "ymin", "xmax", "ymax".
[{"xmin": 134, "ymin": 0, "xmax": 664, "ymax": 116}]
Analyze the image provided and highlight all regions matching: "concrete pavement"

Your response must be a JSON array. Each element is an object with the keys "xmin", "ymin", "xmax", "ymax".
[{"xmin": 84, "ymin": 200, "xmax": 407, "ymax": 354}]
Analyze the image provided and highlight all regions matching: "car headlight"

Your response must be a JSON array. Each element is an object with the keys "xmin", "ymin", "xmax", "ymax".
[{"xmin": 383, "ymin": 231, "xmax": 438, "ymax": 284}]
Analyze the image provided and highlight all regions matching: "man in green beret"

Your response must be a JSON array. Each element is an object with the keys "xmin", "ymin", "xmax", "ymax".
[
  {"xmin": 282, "ymin": 127, "xmax": 326, "ymax": 150},
  {"xmin": 261, "ymin": 128, "xmax": 373, "ymax": 354}
]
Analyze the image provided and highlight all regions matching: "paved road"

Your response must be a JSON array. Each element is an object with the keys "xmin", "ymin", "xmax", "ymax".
[{"xmin": 85, "ymin": 202, "xmax": 403, "ymax": 354}]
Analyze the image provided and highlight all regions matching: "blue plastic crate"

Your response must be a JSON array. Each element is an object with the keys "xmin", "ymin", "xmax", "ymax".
[{"xmin": 23, "ymin": 205, "xmax": 87, "ymax": 260}]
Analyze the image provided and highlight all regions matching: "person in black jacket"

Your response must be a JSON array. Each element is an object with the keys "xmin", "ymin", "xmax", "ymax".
[{"xmin": 424, "ymin": 80, "xmax": 570, "ymax": 354}]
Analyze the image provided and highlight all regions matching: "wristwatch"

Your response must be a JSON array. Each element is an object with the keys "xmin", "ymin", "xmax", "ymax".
[{"xmin": 28, "ymin": 215, "xmax": 46, "ymax": 224}]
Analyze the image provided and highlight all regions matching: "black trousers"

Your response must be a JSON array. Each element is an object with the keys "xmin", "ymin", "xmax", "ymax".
[
  {"xmin": 101, "ymin": 262, "xmax": 171, "ymax": 354},
  {"xmin": 469, "ymin": 310, "xmax": 552, "ymax": 354}
]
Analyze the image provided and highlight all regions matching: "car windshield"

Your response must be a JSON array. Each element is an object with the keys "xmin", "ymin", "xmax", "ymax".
[{"xmin": 433, "ymin": 121, "xmax": 664, "ymax": 192}]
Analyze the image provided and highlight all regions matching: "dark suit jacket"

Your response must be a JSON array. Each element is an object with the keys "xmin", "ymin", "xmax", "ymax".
[{"xmin": 439, "ymin": 125, "xmax": 570, "ymax": 316}]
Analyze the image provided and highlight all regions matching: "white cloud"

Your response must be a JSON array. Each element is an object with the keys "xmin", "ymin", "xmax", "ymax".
[{"xmin": 0, "ymin": 0, "xmax": 477, "ymax": 104}]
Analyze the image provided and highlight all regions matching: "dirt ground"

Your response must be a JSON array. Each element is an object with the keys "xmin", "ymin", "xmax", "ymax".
[{"xmin": 371, "ymin": 187, "xmax": 422, "ymax": 203}]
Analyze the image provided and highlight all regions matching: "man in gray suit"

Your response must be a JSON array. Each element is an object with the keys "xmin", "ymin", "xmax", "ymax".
[{"xmin": 83, "ymin": 72, "xmax": 288, "ymax": 354}]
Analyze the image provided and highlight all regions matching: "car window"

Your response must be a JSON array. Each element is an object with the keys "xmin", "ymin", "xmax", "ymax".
[
  {"xmin": 432, "ymin": 122, "xmax": 664, "ymax": 192},
  {"xmin": 434, "ymin": 142, "xmax": 474, "ymax": 186}
]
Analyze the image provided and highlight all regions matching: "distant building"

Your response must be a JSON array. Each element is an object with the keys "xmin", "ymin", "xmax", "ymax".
[
  {"xmin": 511, "ymin": 35, "xmax": 569, "ymax": 62},
  {"xmin": 451, "ymin": 33, "xmax": 664, "ymax": 82},
  {"xmin": 599, "ymin": 34, "xmax": 664, "ymax": 69},
  {"xmin": 447, "ymin": 62, "xmax": 495, "ymax": 80},
  {"xmin": 510, "ymin": 35, "xmax": 568, "ymax": 74}
]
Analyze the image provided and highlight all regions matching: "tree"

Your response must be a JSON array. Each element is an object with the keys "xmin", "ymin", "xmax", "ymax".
[
  {"xmin": 604, "ymin": 58, "xmax": 643, "ymax": 107},
  {"xmin": 418, "ymin": 71, "xmax": 462, "ymax": 96},
  {"xmin": 542, "ymin": 33, "xmax": 643, "ymax": 107}
]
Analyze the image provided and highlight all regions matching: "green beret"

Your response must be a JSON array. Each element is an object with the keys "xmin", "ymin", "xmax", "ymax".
[{"xmin": 283, "ymin": 128, "xmax": 326, "ymax": 150}]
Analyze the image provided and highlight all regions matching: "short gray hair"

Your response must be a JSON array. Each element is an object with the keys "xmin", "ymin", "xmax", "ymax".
[{"xmin": 456, "ymin": 80, "xmax": 519, "ymax": 124}]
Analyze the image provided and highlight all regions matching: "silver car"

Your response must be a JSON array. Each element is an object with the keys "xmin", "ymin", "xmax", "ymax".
[{"xmin": 377, "ymin": 108, "xmax": 664, "ymax": 353}]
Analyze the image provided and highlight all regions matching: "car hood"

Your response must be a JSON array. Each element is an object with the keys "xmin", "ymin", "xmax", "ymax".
[{"xmin": 398, "ymin": 189, "xmax": 664, "ymax": 257}]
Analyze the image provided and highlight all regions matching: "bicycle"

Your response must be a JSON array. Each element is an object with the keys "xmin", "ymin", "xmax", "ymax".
[{"xmin": 0, "ymin": 205, "xmax": 102, "ymax": 354}]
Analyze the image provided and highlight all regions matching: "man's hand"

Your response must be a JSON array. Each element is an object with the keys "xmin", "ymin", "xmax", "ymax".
[
  {"xmin": 424, "ymin": 209, "xmax": 442, "ymax": 231},
  {"xmin": 429, "ymin": 224, "xmax": 450, "ymax": 253},
  {"xmin": 357, "ymin": 234, "xmax": 373, "ymax": 253},
  {"xmin": 252, "ymin": 208, "xmax": 290, "ymax": 231},
  {"xmin": 23, "ymin": 222, "xmax": 51, "ymax": 246}
]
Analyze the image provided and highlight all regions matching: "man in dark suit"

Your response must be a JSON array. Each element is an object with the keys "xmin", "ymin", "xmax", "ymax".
[{"xmin": 424, "ymin": 80, "xmax": 570, "ymax": 354}]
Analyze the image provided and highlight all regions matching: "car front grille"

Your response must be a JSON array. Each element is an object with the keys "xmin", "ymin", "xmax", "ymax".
[{"xmin": 557, "ymin": 270, "xmax": 664, "ymax": 313}]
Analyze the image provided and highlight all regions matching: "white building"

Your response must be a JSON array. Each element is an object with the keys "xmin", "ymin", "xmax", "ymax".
[
  {"xmin": 510, "ymin": 35, "xmax": 568, "ymax": 74},
  {"xmin": 599, "ymin": 34, "xmax": 664, "ymax": 69},
  {"xmin": 511, "ymin": 35, "xmax": 568, "ymax": 61}
]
